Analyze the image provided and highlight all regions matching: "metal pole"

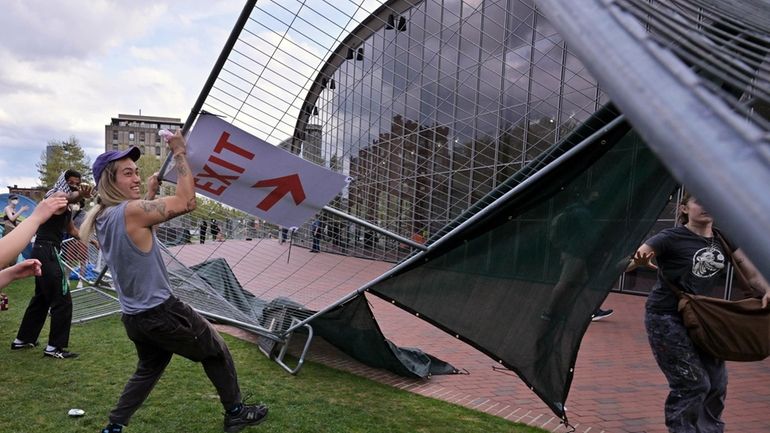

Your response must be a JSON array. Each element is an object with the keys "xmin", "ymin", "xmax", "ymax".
[
  {"xmin": 158, "ymin": 0, "xmax": 258, "ymax": 181},
  {"xmin": 322, "ymin": 205, "xmax": 428, "ymax": 251},
  {"xmin": 533, "ymin": 0, "xmax": 770, "ymax": 276},
  {"xmin": 196, "ymin": 309, "xmax": 282, "ymax": 341},
  {"xmin": 283, "ymin": 114, "xmax": 626, "ymax": 334}
]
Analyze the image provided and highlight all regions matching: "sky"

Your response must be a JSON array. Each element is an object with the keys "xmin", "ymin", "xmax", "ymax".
[{"xmin": 0, "ymin": 0, "xmax": 246, "ymax": 190}]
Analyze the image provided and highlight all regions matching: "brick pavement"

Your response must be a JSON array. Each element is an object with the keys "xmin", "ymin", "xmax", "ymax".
[{"xmin": 188, "ymin": 240, "xmax": 770, "ymax": 433}]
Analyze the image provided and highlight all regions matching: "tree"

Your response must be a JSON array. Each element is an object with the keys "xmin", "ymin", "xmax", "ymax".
[
  {"xmin": 137, "ymin": 153, "xmax": 162, "ymax": 197},
  {"xmin": 37, "ymin": 136, "xmax": 92, "ymax": 187}
]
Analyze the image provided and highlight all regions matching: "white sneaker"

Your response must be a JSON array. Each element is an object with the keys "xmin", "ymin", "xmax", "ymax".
[{"xmin": 76, "ymin": 281, "xmax": 84, "ymax": 289}]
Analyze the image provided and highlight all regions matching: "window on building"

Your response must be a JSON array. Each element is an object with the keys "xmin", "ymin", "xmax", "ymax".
[
  {"xmin": 129, "ymin": 132, "xmax": 135, "ymax": 141},
  {"xmin": 155, "ymin": 146, "xmax": 161, "ymax": 156}
]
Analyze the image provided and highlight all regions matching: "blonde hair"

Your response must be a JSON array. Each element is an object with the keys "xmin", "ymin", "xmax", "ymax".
[{"xmin": 79, "ymin": 159, "xmax": 132, "ymax": 242}]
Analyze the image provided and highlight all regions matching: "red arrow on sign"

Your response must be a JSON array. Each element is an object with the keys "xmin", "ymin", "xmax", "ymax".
[{"xmin": 252, "ymin": 174, "xmax": 307, "ymax": 211}]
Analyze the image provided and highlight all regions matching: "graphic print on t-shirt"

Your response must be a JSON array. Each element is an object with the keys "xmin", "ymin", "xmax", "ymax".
[{"xmin": 691, "ymin": 246, "xmax": 725, "ymax": 278}]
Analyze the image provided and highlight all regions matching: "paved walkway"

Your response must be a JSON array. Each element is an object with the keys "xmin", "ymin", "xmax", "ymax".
[
  {"xmin": 182, "ymin": 240, "xmax": 770, "ymax": 432},
  {"xmin": 261, "ymin": 291, "xmax": 768, "ymax": 433}
]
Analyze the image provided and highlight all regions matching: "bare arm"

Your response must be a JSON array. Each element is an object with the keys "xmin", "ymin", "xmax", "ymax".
[
  {"xmin": 733, "ymin": 249, "xmax": 770, "ymax": 308},
  {"xmin": 0, "ymin": 196, "xmax": 68, "ymax": 265},
  {"xmin": 0, "ymin": 259, "xmax": 42, "ymax": 290},
  {"xmin": 67, "ymin": 219, "xmax": 79, "ymax": 239},
  {"xmin": 125, "ymin": 131, "xmax": 196, "ymax": 228}
]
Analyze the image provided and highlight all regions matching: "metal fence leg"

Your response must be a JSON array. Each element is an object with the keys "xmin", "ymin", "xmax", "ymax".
[{"xmin": 274, "ymin": 318, "xmax": 314, "ymax": 375}]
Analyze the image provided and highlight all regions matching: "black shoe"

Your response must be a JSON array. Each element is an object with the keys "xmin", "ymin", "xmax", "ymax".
[
  {"xmin": 224, "ymin": 403, "xmax": 268, "ymax": 432},
  {"xmin": 591, "ymin": 308, "xmax": 614, "ymax": 322},
  {"xmin": 43, "ymin": 347, "xmax": 79, "ymax": 359},
  {"xmin": 100, "ymin": 423, "xmax": 123, "ymax": 433},
  {"xmin": 11, "ymin": 340, "xmax": 38, "ymax": 350}
]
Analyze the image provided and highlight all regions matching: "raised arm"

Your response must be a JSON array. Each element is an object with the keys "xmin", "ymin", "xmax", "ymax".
[{"xmin": 125, "ymin": 130, "xmax": 196, "ymax": 228}]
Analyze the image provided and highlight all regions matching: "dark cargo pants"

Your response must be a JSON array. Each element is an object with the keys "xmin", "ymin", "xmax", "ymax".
[
  {"xmin": 645, "ymin": 311, "xmax": 727, "ymax": 433},
  {"xmin": 109, "ymin": 296, "xmax": 242, "ymax": 425},
  {"xmin": 16, "ymin": 242, "xmax": 72, "ymax": 348}
]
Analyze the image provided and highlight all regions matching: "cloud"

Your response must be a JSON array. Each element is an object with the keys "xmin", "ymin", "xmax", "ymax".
[{"xmin": 0, "ymin": 0, "xmax": 244, "ymax": 192}]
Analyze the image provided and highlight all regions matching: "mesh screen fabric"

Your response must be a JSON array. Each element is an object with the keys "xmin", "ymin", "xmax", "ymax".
[
  {"xmin": 533, "ymin": 0, "xmax": 770, "ymax": 275},
  {"xmin": 369, "ymin": 121, "xmax": 677, "ymax": 419}
]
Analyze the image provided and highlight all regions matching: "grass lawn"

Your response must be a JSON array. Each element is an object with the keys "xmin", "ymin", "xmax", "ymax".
[{"xmin": 0, "ymin": 278, "xmax": 547, "ymax": 433}]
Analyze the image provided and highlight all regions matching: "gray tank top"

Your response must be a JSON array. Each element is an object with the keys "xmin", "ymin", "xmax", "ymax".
[{"xmin": 96, "ymin": 201, "xmax": 172, "ymax": 314}]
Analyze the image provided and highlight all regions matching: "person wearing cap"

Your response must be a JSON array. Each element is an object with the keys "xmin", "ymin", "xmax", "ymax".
[
  {"xmin": 78, "ymin": 131, "xmax": 268, "ymax": 433},
  {"xmin": 11, "ymin": 169, "xmax": 91, "ymax": 358}
]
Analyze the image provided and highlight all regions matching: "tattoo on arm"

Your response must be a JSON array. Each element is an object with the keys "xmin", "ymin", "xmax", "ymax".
[
  {"xmin": 138, "ymin": 200, "xmax": 167, "ymax": 218},
  {"xmin": 174, "ymin": 153, "xmax": 189, "ymax": 177}
]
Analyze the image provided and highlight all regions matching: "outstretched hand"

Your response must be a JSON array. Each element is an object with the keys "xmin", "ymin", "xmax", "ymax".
[
  {"xmin": 628, "ymin": 250, "xmax": 658, "ymax": 272},
  {"xmin": 8, "ymin": 259, "xmax": 42, "ymax": 279},
  {"xmin": 79, "ymin": 183, "xmax": 93, "ymax": 199},
  {"xmin": 633, "ymin": 250, "xmax": 658, "ymax": 270}
]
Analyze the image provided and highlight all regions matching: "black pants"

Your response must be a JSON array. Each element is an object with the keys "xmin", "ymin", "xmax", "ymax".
[
  {"xmin": 16, "ymin": 242, "xmax": 72, "ymax": 348},
  {"xmin": 109, "ymin": 296, "xmax": 242, "ymax": 426}
]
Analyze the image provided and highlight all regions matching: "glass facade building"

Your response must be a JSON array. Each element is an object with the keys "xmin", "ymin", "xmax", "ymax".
[
  {"xmin": 195, "ymin": 0, "xmax": 742, "ymax": 300},
  {"xmin": 284, "ymin": 0, "xmax": 746, "ymax": 299},
  {"xmin": 293, "ymin": 1, "xmax": 603, "ymax": 242}
]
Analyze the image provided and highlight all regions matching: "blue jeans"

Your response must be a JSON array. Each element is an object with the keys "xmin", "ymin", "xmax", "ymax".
[{"xmin": 645, "ymin": 311, "xmax": 726, "ymax": 433}]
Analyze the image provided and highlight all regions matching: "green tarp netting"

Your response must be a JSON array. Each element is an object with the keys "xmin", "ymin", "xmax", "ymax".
[
  {"xmin": 190, "ymin": 257, "xmax": 456, "ymax": 378},
  {"xmin": 368, "ymin": 109, "xmax": 677, "ymax": 419}
]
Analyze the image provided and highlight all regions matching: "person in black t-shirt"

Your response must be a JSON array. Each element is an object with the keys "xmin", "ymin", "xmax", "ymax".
[
  {"xmin": 12, "ymin": 169, "xmax": 92, "ymax": 359},
  {"xmin": 627, "ymin": 192, "xmax": 769, "ymax": 433}
]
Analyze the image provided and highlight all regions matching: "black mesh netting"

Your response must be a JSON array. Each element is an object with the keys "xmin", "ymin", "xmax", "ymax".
[{"xmin": 368, "ymin": 113, "xmax": 676, "ymax": 419}]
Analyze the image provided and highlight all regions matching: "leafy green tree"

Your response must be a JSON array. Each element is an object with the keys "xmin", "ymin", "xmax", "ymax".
[
  {"xmin": 37, "ymin": 136, "xmax": 92, "ymax": 187},
  {"xmin": 138, "ymin": 153, "xmax": 162, "ymax": 197}
]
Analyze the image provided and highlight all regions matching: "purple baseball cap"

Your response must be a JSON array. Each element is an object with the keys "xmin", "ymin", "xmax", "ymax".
[{"xmin": 93, "ymin": 146, "xmax": 141, "ymax": 186}]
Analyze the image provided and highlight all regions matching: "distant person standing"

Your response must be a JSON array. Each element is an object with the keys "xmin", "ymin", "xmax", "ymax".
[
  {"xmin": 210, "ymin": 219, "xmax": 220, "ymax": 242},
  {"xmin": 199, "ymin": 219, "xmax": 208, "ymax": 244},
  {"xmin": 310, "ymin": 219, "xmax": 322, "ymax": 253},
  {"xmin": 4, "ymin": 195, "xmax": 30, "ymax": 268},
  {"xmin": 3, "ymin": 194, "xmax": 29, "ymax": 236}
]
